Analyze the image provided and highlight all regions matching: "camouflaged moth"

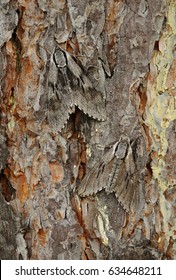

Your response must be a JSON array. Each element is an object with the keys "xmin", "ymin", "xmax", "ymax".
[
  {"xmin": 78, "ymin": 136, "xmax": 145, "ymax": 214},
  {"xmin": 47, "ymin": 47, "xmax": 106, "ymax": 132}
]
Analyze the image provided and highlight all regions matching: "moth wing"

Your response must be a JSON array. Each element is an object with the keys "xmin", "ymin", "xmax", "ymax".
[
  {"xmin": 46, "ymin": 57, "xmax": 74, "ymax": 132},
  {"xmin": 130, "ymin": 180, "xmax": 145, "ymax": 216},
  {"xmin": 65, "ymin": 52, "xmax": 83, "ymax": 79},
  {"xmin": 78, "ymin": 163, "xmax": 100, "ymax": 197},
  {"xmin": 47, "ymin": 85, "xmax": 74, "ymax": 132},
  {"xmin": 110, "ymin": 161, "xmax": 130, "ymax": 210},
  {"xmin": 78, "ymin": 149, "xmax": 116, "ymax": 197},
  {"xmin": 117, "ymin": 174, "xmax": 137, "ymax": 212},
  {"xmin": 111, "ymin": 146, "xmax": 139, "ymax": 212},
  {"xmin": 65, "ymin": 52, "xmax": 93, "ymax": 90},
  {"xmin": 114, "ymin": 170, "xmax": 145, "ymax": 214},
  {"xmin": 71, "ymin": 87, "xmax": 106, "ymax": 121}
]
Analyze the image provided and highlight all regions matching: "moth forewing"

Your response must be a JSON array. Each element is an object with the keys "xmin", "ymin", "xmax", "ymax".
[
  {"xmin": 95, "ymin": 157, "xmax": 116, "ymax": 194},
  {"xmin": 125, "ymin": 145, "xmax": 136, "ymax": 175},
  {"xmin": 65, "ymin": 52, "xmax": 83, "ymax": 79},
  {"xmin": 112, "ymin": 162, "xmax": 128, "ymax": 195},
  {"xmin": 118, "ymin": 184, "xmax": 134, "ymax": 212},
  {"xmin": 107, "ymin": 137, "xmax": 129, "ymax": 194},
  {"xmin": 70, "ymin": 87, "xmax": 106, "ymax": 121},
  {"xmin": 47, "ymin": 87, "xmax": 75, "ymax": 132},
  {"xmin": 118, "ymin": 175, "xmax": 136, "ymax": 212},
  {"xmin": 81, "ymin": 75, "xmax": 93, "ymax": 91},
  {"xmin": 48, "ymin": 58, "xmax": 58, "ymax": 86},
  {"xmin": 130, "ymin": 180, "xmax": 145, "ymax": 216},
  {"xmin": 78, "ymin": 167, "xmax": 98, "ymax": 197},
  {"xmin": 78, "ymin": 143, "xmax": 117, "ymax": 197}
]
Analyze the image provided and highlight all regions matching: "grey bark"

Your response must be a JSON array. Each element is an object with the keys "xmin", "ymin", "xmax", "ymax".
[{"xmin": 0, "ymin": 0, "xmax": 175, "ymax": 259}]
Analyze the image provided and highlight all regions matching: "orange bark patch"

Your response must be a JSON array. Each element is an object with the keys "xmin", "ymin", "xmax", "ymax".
[
  {"xmin": 138, "ymin": 85, "xmax": 147, "ymax": 116},
  {"xmin": 38, "ymin": 228, "xmax": 47, "ymax": 247},
  {"xmin": 22, "ymin": 56, "xmax": 33, "ymax": 75},
  {"xmin": 16, "ymin": 173, "xmax": 29, "ymax": 204},
  {"xmin": 142, "ymin": 124, "xmax": 152, "ymax": 151},
  {"xmin": 151, "ymin": 151, "xmax": 159, "ymax": 160},
  {"xmin": 49, "ymin": 161, "xmax": 64, "ymax": 183},
  {"xmin": 157, "ymin": 232, "xmax": 165, "ymax": 252},
  {"xmin": 4, "ymin": 167, "xmax": 29, "ymax": 204},
  {"xmin": 17, "ymin": 56, "xmax": 39, "ymax": 110},
  {"xmin": 166, "ymin": 237, "xmax": 174, "ymax": 259},
  {"xmin": 3, "ymin": 42, "xmax": 18, "ymax": 103}
]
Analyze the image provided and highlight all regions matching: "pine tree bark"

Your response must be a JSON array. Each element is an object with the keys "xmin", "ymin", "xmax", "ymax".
[{"xmin": 0, "ymin": 0, "xmax": 176, "ymax": 259}]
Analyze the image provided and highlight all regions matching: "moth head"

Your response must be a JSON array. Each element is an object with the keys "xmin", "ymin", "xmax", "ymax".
[
  {"xmin": 114, "ymin": 136, "xmax": 130, "ymax": 159},
  {"xmin": 54, "ymin": 48, "xmax": 67, "ymax": 68}
]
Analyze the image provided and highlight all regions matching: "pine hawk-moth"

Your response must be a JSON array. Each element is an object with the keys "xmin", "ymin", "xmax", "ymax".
[
  {"xmin": 47, "ymin": 47, "xmax": 106, "ymax": 132},
  {"xmin": 78, "ymin": 136, "xmax": 146, "ymax": 215}
]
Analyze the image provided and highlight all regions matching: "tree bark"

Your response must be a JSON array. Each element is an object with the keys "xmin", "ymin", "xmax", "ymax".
[{"xmin": 0, "ymin": 0, "xmax": 176, "ymax": 259}]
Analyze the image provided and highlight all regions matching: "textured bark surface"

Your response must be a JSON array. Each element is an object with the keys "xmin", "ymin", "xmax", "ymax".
[{"xmin": 0, "ymin": 0, "xmax": 176, "ymax": 259}]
